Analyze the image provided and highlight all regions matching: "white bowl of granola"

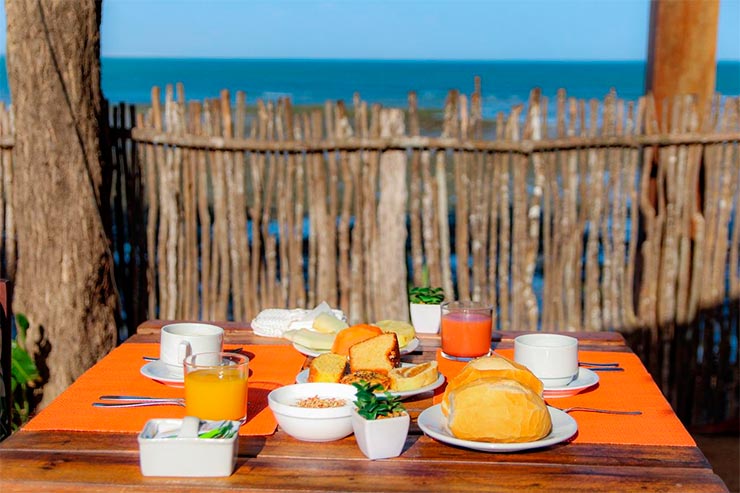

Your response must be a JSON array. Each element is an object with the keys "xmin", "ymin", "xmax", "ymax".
[{"xmin": 267, "ymin": 383, "xmax": 357, "ymax": 442}]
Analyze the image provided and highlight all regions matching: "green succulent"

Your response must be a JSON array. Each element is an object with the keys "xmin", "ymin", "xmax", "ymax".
[
  {"xmin": 352, "ymin": 382, "xmax": 406, "ymax": 420},
  {"xmin": 408, "ymin": 286, "xmax": 445, "ymax": 305}
]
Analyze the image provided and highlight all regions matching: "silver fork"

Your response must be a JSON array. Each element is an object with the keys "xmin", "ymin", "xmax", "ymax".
[{"xmin": 554, "ymin": 405, "xmax": 641, "ymax": 415}]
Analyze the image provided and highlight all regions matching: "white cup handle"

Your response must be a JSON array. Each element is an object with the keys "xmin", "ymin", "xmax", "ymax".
[{"xmin": 177, "ymin": 341, "xmax": 192, "ymax": 365}]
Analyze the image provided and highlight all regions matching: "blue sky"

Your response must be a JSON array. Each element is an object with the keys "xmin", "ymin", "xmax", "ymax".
[{"xmin": 0, "ymin": 0, "xmax": 738, "ymax": 60}]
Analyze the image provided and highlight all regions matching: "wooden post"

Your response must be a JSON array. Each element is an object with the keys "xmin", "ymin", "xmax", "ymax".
[{"xmin": 646, "ymin": 0, "xmax": 720, "ymax": 128}]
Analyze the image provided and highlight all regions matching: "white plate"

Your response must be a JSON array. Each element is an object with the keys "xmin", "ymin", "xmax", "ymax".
[
  {"xmin": 542, "ymin": 368, "xmax": 599, "ymax": 398},
  {"xmin": 140, "ymin": 360, "xmax": 185, "ymax": 385},
  {"xmin": 292, "ymin": 337, "xmax": 420, "ymax": 358},
  {"xmin": 418, "ymin": 404, "xmax": 578, "ymax": 453},
  {"xmin": 295, "ymin": 362, "xmax": 445, "ymax": 400}
]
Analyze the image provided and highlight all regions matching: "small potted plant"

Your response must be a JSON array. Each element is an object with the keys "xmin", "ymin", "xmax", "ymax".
[
  {"xmin": 351, "ymin": 382, "xmax": 410, "ymax": 460},
  {"xmin": 408, "ymin": 286, "xmax": 445, "ymax": 334}
]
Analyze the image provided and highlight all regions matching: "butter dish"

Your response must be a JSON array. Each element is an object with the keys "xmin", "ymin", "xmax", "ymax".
[{"xmin": 138, "ymin": 417, "xmax": 240, "ymax": 477}]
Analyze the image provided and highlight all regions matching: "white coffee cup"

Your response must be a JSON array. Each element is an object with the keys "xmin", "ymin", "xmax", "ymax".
[
  {"xmin": 514, "ymin": 333, "xmax": 578, "ymax": 388},
  {"xmin": 159, "ymin": 323, "xmax": 224, "ymax": 370}
]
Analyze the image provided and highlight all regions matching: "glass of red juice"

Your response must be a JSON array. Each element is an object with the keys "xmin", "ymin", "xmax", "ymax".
[{"xmin": 440, "ymin": 301, "xmax": 493, "ymax": 361}]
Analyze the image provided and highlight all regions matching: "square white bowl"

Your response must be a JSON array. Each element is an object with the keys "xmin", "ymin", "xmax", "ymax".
[{"xmin": 138, "ymin": 418, "xmax": 239, "ymax": 477}]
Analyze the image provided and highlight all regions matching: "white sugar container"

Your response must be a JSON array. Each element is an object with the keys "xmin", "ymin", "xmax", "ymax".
[{"xmin": 138, "ymin": 417, "xmax": 239, "ymax": 477}]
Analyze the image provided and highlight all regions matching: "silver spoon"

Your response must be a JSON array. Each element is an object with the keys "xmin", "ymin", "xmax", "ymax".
[
  {"xmin": 579, "ymin": 361, "xmax": 620, "ymax": 367},
  {"xmin": 554, "ymin": 406, "xmax": 641, "ymax": 415}
]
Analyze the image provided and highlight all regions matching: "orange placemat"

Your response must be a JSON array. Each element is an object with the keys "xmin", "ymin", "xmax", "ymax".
[
  {"xmin": 434, "ymin": 349, "xmax": 695, "ymax": 447},
  {"xmin": 23, "ymin": 343, "xmax": 307, "ymax": 436}
]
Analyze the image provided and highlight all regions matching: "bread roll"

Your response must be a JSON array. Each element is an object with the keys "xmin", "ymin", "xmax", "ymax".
[
  {"xmin": 442, "ymin": 353, "xmax": 544, "ymax": 416},
  {"xmin": 389, "ymin": 361, "xmax": 438, "ymax": 391},
  {"xmin": 446, "ymin": 377, "xmax": 552, "ymax": 443},
  {"xmin": 308, "ymin": 353, "xmax": 348, "ymax": 383}
]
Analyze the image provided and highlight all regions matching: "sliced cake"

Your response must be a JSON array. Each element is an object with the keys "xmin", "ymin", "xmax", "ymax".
[
  {"xmin": 308, "ymin": 353, "xmax": 348, "ymax": 383},
  {"xmin": 348, "ymin": 333, "xmax": 400, "ymax": 374}
]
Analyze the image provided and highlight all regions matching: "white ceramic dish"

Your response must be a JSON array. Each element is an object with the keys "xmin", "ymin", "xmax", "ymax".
[
  {"xmin": 138, "ymin": 418, "xmax": 239, "ymax": 477},
  {"xmin": 418, "ymin": 404, "xmax": 578, "ymax": 453},
  {"xmin": 140, "ymin": 360, "xmax": 185, "ymax": 385},
  {"xmin": 542, "ymin": 368, "xmax": 599, "ymax": 398},
  {"xmin": 267, "ymin": 383, "xmax": 357, "ymax": 442},
  {"xmin": 292, "ymin": 337, "xmax": 420, "ymax": 358},
  {"xmin": 295, "ymin": 362, "xmax": 445, "ymax": 400}
]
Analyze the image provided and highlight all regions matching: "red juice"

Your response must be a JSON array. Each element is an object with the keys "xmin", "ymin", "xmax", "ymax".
[{"xmin": 441, "ymin": 312, "xmax": 492, "ymax": 358}]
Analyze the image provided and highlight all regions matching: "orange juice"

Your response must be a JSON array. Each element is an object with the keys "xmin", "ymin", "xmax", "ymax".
[
  {"xmin": 441, "ymin": 311, "xmax": 492, "ymax": 359},
  {"xmin": 185, "ymin": 367, "xmax": 248, "ymax": 421}
]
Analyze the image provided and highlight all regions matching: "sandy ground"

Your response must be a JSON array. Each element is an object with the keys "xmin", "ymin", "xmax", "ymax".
[{"xmin": 693, "ymin": 433, "xmax": 739, "ymax": 492}]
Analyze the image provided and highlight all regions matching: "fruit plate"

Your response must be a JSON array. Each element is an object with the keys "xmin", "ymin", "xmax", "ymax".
[
  {"xmin": 292, "ymin": 337, "xmax": 420, "ymax": 358},
  {"xmin": 295, "ymin": 362, "xmax": 444, "ymax": 400},
  {"xmin": 418, "ymin": 404, "xmax": 577, "ymax": 452}
]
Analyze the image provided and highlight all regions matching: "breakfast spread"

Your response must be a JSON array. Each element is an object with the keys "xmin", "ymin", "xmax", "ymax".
[{"xmin": 441, "ymin": 354, "xmax": 552, "ymax": 443}]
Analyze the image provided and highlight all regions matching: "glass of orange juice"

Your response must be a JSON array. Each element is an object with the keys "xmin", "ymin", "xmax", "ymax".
[
  {"xmin": 184, "ymin": 352, "xmax": 249, "ymax": 421},
  {"xmin": 440, "ymin": 301, "xmax": 493, "ymax": 361}
]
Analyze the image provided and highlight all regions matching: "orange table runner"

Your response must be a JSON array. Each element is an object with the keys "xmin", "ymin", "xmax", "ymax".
[
  {"xmin": 435, "ymin": 349, "xmax": 695, "ymax": 447},
  {"xmin": 23, "ymin": 343, "xmax": 306, "ymax": 436}
]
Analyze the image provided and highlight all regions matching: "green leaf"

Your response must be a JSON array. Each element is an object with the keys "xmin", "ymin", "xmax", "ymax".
[
  {"xmin": 352, "ymin": 381, "xmax": 406, "ymax": 420},
  {"xmin": 11, "ymin": 340, "xmax": 39, "ymax": 387}
]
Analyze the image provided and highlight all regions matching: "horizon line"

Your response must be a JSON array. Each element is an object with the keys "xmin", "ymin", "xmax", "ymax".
[{"xmin": 0, "ymin": 55, "xmax": 739, "ymax": 63}]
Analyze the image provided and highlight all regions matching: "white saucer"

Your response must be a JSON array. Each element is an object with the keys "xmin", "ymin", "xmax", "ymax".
[
  {"xmin": 295, "ymin": 362, "xmax": 445, "ymax": 400},
  {"xmin": 418, "ymin": 404, "xmax": 578, "ymax": 452},
  {"xmin": 542, "ymin": 368, "xmax": 599, "ymax": 398},
  {"xmin": 292, "ymin": 337, "xmax": 420, "ymax": 358},
  {"xmin": 140, "ymin": 360, "xmax": 185, "ymax": 385}
]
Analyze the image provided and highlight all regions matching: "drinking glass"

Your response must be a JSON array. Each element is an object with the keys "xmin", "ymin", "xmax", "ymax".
[
  {"xmin": 440, "ymin": 301, "xmax": 493, "ymax": 361},
  {"xmin": 184, "ymin": 352, "xmax": 249, "ymax": 421}
]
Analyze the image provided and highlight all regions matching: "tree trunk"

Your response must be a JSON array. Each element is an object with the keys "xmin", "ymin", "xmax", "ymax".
[
  {"xmin": 5, "ymin": 0, "xmax": 118, "ymax": 407},
  {"xmin": 645, "ymin": 0, "xmax": 720, "ymax": 126}
]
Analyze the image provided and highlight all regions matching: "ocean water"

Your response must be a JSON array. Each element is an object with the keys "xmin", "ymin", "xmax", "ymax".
[{"xmin": 1, "ymin": 58, "xmax": 738, "ymax": 119}]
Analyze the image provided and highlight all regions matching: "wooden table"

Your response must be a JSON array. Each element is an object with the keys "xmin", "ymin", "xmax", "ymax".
[{"xmin": 0, "ymin": 321, "xmax": 729, "ymax": 492}]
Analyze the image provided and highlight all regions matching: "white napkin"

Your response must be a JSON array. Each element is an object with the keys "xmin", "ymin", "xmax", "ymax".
[{"xmin": 251, "ymin": 302, "xmax": 345, "ymax": 338}]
